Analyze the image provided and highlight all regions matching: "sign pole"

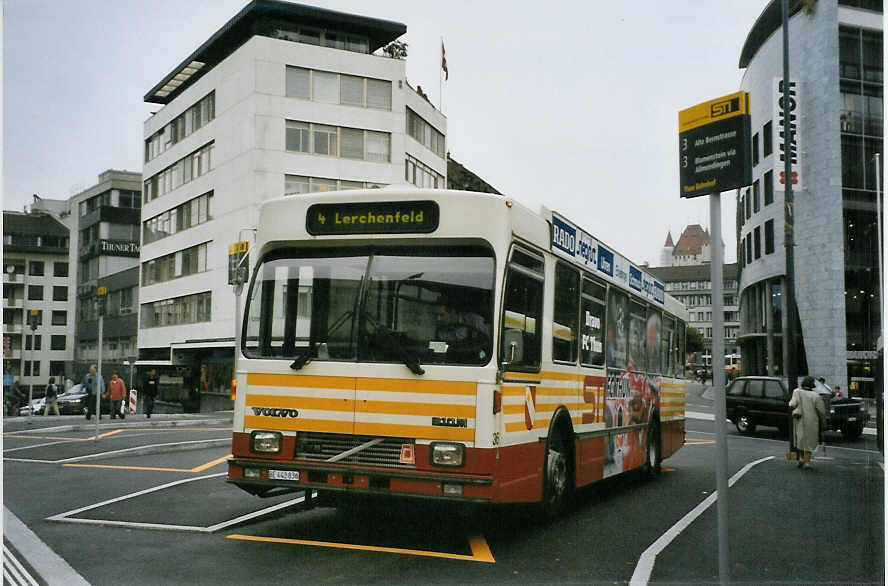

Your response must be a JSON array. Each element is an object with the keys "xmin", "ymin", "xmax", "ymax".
[
  {"xmin": 95, "ymin": 287, "xmax": 107, "ymax": 441},
  {"xmin": 679, "ymin": 90, "xmax": 751, "ymax": 586},
  {"xmin": 710, "ymin": 192, "xmax": 730, "ymax": 584}
]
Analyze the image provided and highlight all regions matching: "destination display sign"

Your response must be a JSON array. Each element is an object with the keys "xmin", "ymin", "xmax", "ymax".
[
  {"xmin": 306, "ymin": 201, "xmax": 439, "ymax": 235},
  {"xmin": 550, "ymin": 212, "xmax": 665, "ymax": 307},
  {"xmin": 678, "ymin": 91, "xmax": 752, "ymax": 198}
]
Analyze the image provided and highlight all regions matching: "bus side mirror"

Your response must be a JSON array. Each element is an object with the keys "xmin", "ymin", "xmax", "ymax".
[{"xmin": 501, "ymin": 328, "xmax": 524, "ymax": 366}]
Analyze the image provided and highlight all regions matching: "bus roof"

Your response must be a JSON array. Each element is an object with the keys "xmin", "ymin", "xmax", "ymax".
[{"xmin": 254, "ymin": 187, "xmax": 688, "ymax": 320}]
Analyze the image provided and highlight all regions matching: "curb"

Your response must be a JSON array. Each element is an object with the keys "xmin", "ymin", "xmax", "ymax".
[{"xmin": 3, "ymin": 416, "xmax": 232, "ymax": 435}]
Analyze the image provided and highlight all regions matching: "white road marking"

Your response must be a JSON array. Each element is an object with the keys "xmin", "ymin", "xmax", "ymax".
[
  {"xmin": 629, "ymin": 456, "xmax": 774, "ymax": 586},
  {"xmin": 4, "ymin": 507, "xmax": 90, "ymax": 586},
  {"xmin": 46, "ymin": 472, "xmax": 306, "ymax": 533},
  {"xmin": 4, "ymin": 438, "xmax": 229, "ymax": 464}
]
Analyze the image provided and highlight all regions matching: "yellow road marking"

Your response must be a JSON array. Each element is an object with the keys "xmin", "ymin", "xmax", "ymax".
[
  {"xmin": 98, "ymin": 429, "xmax": 125, "ymax": 439},
  {"xmin": 226, "ymin": 533, "xmax": 495, "ymax": 563},
  {"xmin": 3, "ymin": 435, "xmax": 89, "ymax": 441},
  {"xmin": 190, "ymin": 454, "xmax": 231, "ymax": 473},
  {"xmin": 63, "ymin": 454, "xmax": 232, "ymax": 473},
  {"xmin": 684, "ymin": 439, "xmax": 716, "ymax": 446},
  {"xmin": 662, "ymin": 466, "xmax": 676, "ymax": 472}
]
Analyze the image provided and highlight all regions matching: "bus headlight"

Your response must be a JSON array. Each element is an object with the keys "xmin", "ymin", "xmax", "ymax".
[
  {"xmin": 251, "ymin": 431, "xmax": 282, "ymax": 454},
  {"xmin": 430, "ymin": 442, "xmax": 465, "ymax": 467}
]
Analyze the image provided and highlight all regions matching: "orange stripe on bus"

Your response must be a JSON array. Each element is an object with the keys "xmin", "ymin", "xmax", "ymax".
[
  {"xmin": 247, "ymin": 395, "xmax": 353, "ymax": 412},
  {"xmin": 504, "ymin": 371, "xmax": 585, "ymax": 382},
  {"xmin": 247, "ymin": 373, "xmax": 477, "ymax": 396},
  {"xmin": 354, "ymin": 422, "xmax": 474, "ymax": 441}
]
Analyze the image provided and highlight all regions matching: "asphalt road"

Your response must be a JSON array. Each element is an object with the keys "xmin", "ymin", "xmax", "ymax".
[{"xmin": 2, "ymin": 398, "xmax": 883, "ymax": 585}]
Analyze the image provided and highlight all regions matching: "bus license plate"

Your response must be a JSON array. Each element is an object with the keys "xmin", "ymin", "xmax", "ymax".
[{"xmin": 268, "ymin": 470, "xmax": 300, "ymax": 481}]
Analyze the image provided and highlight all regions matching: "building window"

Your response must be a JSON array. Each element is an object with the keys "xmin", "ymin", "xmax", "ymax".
[
  {"xmin": 285, "ymin": 66, "xmax": 391, "ymax": 110},
  {"xmin": 406, "ymin": 108, "xmax": 445, "ymax": 158},
  {"xmin": 286, "ymin": 121, "xmax": 391, "ymax": 163},
  {"xmin": 145, "ymin": 92, "xmax": 215, "ymax": 162},
  {"xmin": 49, "ymin": 360, "xmax": 66, "ymax": 376},
  {"xmin": 143, "ymin": 142, "xmax": 214, "ymax": 203},
  {"xmin": 752, "ymin": 132, "xmax": 759, "ymax": 166},
  {"xmin": 53, "ymin": 262, "xmax": 69, "ymax": 277},
  {"xmin": 53, "ymin": 286, "xmax": 68, "ymax": 302},
  {"xmin": 142, "ymin": 242, "xmax": 209, "ymax": 286},
  {"xmin": 25, "ymin": 335, "xmax": 41, "ymax": 351},
  {"xmin": 764, "ymin": 219, "xmax": 775, "ymax": 254},
  {"xmin": 753, "ymin": 179, "xmax": 760, "ymax": 213},
  {"xmin": 754, "ymin": 226, "xmax": 761, "ymax": 259},
  {"xmin": 51, "ymin": 310, "xmax": 67, "ymax": 326},
  {"xmin": 745, "ymin": 190, "xmax": 751, "ymax": 219},
  {"xmin": 28, "ymin": 285, "xmax": 43, "ymax": 301},
  {"xmin": 405, "ymin": 154, "xmax": 445, "ymax": 189},
  {"xmin": 284, "ymin": 175, "xmax": 384, "ymax": 196},
  {"xmin": 763, "ymin": 121, "xmax": 773, "ymax": 156},
  {"xmin": 140, "ymin": 291, "xmax": 212, "ymax": 328},
  {"xmin": 764, "ymin": 170, "xmax": 774, "ymax": 205},
  {"xmin": 24, "ymin": 361, "xmax": 40, "ymax": 377},
  {"xmin": 746, "ymin": 235, "xmax": 752, "ymax": 264},
  {"xmin": 143, "ymin": 192, "xmax": 212, "ymax": 245},
  {"xmin": 29, "ymin": 261, "xmax": 44, "ymax": 276},
  {"xmin": 285, "ymin": 66, "xmax": 311, "ymax": 99},
  {"xmin": 286, "ymin": 121, "xmax": 310, "ymax": 152},
  {"xmin": 312, "ymin": 124, "xmax": 338, "ymax": 156},
  {"xmin": 50, "ymin": 335, "xmax": 66, "ymax": 351}
]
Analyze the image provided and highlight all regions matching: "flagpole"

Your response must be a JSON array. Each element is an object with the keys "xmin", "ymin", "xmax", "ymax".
[{"xmin": 439, "ymin": 36, "xmax": 444, "ymax": 112}]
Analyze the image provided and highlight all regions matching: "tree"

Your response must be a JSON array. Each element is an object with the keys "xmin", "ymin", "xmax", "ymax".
[
  {"xmin": 382, "ymin": 41, "xmax": 407, "ymax": 60},
  {"xmin": 686, "ymin": 327, "xmax": 704, "ymax": 355}
]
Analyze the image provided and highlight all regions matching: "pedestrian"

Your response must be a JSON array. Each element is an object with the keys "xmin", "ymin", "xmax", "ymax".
[
  {"xmin": 3, "ymin": 370, "xmax": 12, "ymax": 395},
  {"xmin": 106, "ymin": 372, "xmax": 127, "ymax": 419},
  {"xmin": 82, "ymin": 364, "xmax": 101, "ymax": 420},
  {"xmin": 144, "ymin": 368, "xmax": 159, "ymax": 419},
  {"xmin": 5, "ymin": 379, "xmax": 24, "ymax": 416},
  {"xmin": 44, "ymin": 376, "xmax": 60, "ymax": 416},
  {"xmin": 789, "ymin": 376, "xmax": 827, "ymax": 470},
  {"xmin": 834, "ymin": 385, "xmax": 844, "ymax": 398}
]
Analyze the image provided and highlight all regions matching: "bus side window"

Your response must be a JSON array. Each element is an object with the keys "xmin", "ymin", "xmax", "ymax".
[
  {"xmin": 553, "ymin": 263, "xmax": 579, "ymax": 364},
  {"xmin": 501, "ymin": 249, "xmax": 544, "ymax": 371}
]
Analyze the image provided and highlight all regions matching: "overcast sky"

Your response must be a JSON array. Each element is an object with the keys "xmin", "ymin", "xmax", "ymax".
[{"xmin": 3, "ymin": 0, "xmax": 772, "ymax": 265}]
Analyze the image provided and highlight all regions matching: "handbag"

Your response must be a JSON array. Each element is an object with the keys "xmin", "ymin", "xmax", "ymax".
[{"xmin": 792, "ymin": 405, "xmax": 802, "ymax": 419}]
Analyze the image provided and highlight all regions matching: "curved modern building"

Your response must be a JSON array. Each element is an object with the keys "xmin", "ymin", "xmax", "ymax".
[{"xmin": 736, "ymin": 0, "xmax": 882, "ymax": 399}]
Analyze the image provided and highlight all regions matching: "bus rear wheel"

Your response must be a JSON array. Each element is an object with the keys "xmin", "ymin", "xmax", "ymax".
[{"xmin": 645, "ymin": 421, "xmax": 661, "ymax": 477}]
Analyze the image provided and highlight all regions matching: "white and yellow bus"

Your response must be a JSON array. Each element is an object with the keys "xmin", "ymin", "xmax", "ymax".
[{"xmin": 228, "ymin": 187, "xmax": 688, "ymax": 515}]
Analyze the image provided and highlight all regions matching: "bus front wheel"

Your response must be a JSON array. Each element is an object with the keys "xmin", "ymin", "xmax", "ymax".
[{"xmin": 541, "ymin": 426, "xmax": 573, "ymax": 519}]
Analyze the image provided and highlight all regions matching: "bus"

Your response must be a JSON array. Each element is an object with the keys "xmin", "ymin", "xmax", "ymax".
[{"xmin": 227, "ymin": 188, "xmax": 688, "ymax": 515}]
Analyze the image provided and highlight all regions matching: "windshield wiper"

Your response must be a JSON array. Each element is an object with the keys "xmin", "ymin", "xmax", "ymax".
[
  {"xmin": 290, "ymin": 344, "xmax": 315, "ymax": 370},
  {"xmin": 364, "ymin": 314, "xmax": 424, "ymax": 376}
]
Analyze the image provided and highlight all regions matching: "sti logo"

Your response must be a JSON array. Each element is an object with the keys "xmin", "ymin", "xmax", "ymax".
[{"xmin": 711, "ymin": 97, "xmax": 740, "ymax": 118}]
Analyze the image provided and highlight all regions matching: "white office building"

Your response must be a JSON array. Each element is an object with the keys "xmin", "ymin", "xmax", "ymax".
[{"xmin": 139, "ymin": 0, "xmax": 446, "ymax": 408}]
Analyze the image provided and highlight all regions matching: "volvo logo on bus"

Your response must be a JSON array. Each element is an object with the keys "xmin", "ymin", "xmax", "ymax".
[{"xmin": 251, "ymin": 407, "xmax": 300, "ymax": 418}]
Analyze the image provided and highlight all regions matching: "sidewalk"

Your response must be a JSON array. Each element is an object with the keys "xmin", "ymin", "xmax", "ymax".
[
  {"xmin": 2, "ymin": 411, "xmax": 233, "ymax": 434},
  {"xmin": 650, "ymin": 452, "xmax": 884, "ymax": 584}
]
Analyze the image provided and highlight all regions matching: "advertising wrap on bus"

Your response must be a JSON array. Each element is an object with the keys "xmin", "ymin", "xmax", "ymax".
[{"xmin": 549, "ymin": 212, "xmax": 665, "ymax": 307}]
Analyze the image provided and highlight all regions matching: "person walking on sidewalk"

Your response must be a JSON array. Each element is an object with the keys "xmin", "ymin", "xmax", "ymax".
[
  {"xmin": 82, "ymin": 364, "xmax": 102, "ymax": 420},
  {"xmin": 44, "ymin": 376, "xmax": 60, "ymax": 416},
  {"xmin": 789, "ymin": 376, "xmax": 827, "ymax": 470},
  {"xmin": 144, "ymin": 368, "xmax": 159, "ymax": 419},
  {"xmin": 106, "ymin": 372, "xmax": 127, "ymax": 420}
]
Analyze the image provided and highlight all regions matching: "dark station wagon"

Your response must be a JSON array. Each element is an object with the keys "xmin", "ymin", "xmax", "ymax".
[{"xmin": 725, "ymin": 376, "xmax": 869, "ymax": 439}]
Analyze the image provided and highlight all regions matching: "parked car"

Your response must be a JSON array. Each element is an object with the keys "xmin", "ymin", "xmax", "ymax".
[
  {"xmin": 18, "ymin": 397, "xmax": 45, "ymax": 416},
  {"xmin": 56, "ymin": 384, "xmax": 112, "ymax": 415},
  {"xmin": 726, "ymin": 376, "xmax": 869, "ymax": 439}
]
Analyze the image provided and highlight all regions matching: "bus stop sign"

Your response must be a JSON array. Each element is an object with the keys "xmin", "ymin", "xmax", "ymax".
[
  {"xmin": 678, "ymin": 91, "xmax": 752, "ymax": 198},
  {"xmin": 228, "ymin": 241, "xmax": 250, "ymax": 285}
]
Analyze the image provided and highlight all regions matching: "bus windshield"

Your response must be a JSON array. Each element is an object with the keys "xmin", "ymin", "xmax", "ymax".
[{"xmin": 243, "ymin": 245, "xmax": 495, "ymax": 367}]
